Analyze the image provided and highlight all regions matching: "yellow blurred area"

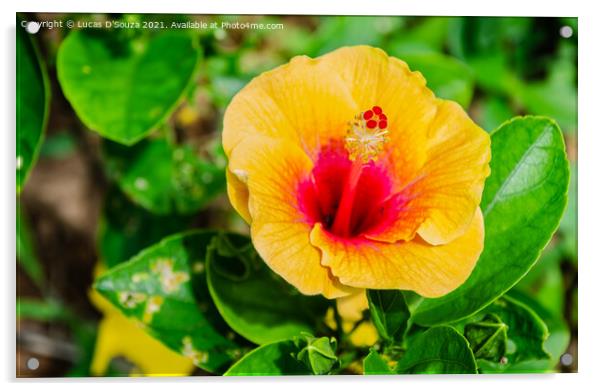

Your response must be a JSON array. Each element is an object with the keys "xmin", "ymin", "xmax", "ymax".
[
  {"xmin": 88, "ymin": 266, "xmax": 195, "ymax": 376},
  {"xmin": 325, "ymin": 290, "xmax": 379, "ymax": 347}
]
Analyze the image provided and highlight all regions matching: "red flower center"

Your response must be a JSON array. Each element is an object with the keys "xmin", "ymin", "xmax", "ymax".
[{"xmin": 298, "ymin": 141, "xmax": 404, "ymax": 239}]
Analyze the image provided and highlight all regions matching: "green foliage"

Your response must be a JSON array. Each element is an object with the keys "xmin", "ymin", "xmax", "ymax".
[
  {"xmin": 395, "ymin": 326, "xmax": 478, "ymax": 374},
  {"xmin": 458, "ymin": 294, "xmax": 551, "ymax": 373},
  {"xmin": 485, "ymin": 296, "xmax": 550, "ymax": 364},
  {"xmin": 225, "ymin": 334, "xmax": 338, "ymax": 376},
  {"xmin": 206, "ymin": 234, "xmax": 329, "ymax": 345},
  {"xmin": 413, "ymin": 116, "xmax": 570, "ymax": 326},
  {"xmin": 559, "ymin": 163, "xmax": 578, "ymax": 262},
  {"xmin": 94, "ymin": 231, "xmax": 244, "ymax": 373},
  {"xmin": 103, "ymin": 139, "xmax": 225, "ymax": 215},
  {"xmin": 366, "ymin": 290, "xmax": 410, "ymax": 345},
  {"xmin": 16, "ymin": 207, "xmax": 43, "ymax": 287},
  {"xmin": 17, "ymin": 298, "xmax": 70, "ymax": 321},
  {"xmin": 363, "ymin": 349, "xmax": 393, "ymax": 375},
  {"xmin": 447, "ymin": 16, "xmax": 577, "ymax": 134},
  {"xmin": 295, "ymin": 334, "xmax": 338, "ymax": 375},
  {"xmin": 387, "ymin": 17, "xmax": 451, "ymax": 53},
  {"xmin": 449, "ymin": 17, "xmax": 559, "ymax": 81},
  {"xmin": 39, "ymin": 130, "xmax": 77, "ymax": 158},
  {"xmin": 515, "ymin": 246, "xmax": 565, "ymax": 319},
  {"xmin": 313, "ymin": 16, "xmax": 401, "ymax": 55},
  {"xmin": 483, "ymin": 291, "xmax": 571, "ymax": 373},
  {"xmin": 98, "ymin": 187, "xmax": 194, "ymax": 268},
  {"xmin": 463, "ymin": 314, "xmax": 508, "ymax": 361},
  {"xmin": 17, "ymin": 17, "xmax": 49, "ymax": 192},
  {"xmin": 478, "ymin": 96, "xmax": 515, "ymax": 132},
  {"xmin": 397, "ymin": 52, "xmax": 475, "ymax": 108},
  {"xmin": 516, "ymin": 43, "xmax": 577, "ymax": 134},
  {"xmin": 225, "ymin": 339, "xmax": 312, "ymax": 376},
  {"xmin": 57, "ymin": 30, "xmax": 200, "ymax": 145}
]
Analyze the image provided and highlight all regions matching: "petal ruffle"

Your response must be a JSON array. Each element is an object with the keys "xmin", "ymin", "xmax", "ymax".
[
  {"xmin": 310, "ymin": 208, "xmax": 485, "ymax": 298},
  {"xmin": 228, "ymin": 135, "xmax": 354, "ymax": 298},
  {"xmin": 411, "ymin": 101, "xmax": 491, "ymax": 245}
]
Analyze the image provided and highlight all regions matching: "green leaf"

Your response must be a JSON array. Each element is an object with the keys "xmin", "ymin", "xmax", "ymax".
[
  {"xmin": 464, "ymin": 314, "xmax": 508, "ymax": 361},
  {"xmin": 508, "ymin": 291, "xmax": 570, "ymax": 366},
  {"xmin": 98, "ymin": 187, "xmax": 194, "ymax": 268},
  {"xmin": 515, "ymin": 249, "xmax": 565, "ymax": 319},
  {"xmin": 395, "ymin": 326, "xmax": 477, "ymax": 374},
  {"xmin": 206, "ymin": 233, "xmax": 329, "ymax": 345},
  {"xmin": 57, "ymin": 30, "xmax": 200, "ymax": 145},
  {"xmin": 413, "ymin": 116, "xmax": 569, "ymax": 326},
  {"xmin": 486, "ymin": 296, "xmax": 550, "ymax": 364},
  {"xmin": 17, "ymin": 17, "xmax": 50, "ymax": 192},
  {"xmin": 366, "ymin": 290, "xmax": 410, "ymax": 345},
  {"xmin": 363, "ymin": 349, "xmax": 393, "ymax": 375},
  {"xmin": 94, "ymin": 230, "xmax": 245, "ymax": 373},
  {"xmin": 16, "ymin": 206, "xmax": 43, "ymax": 287},
  {"xmin": 225, "ymin": 339, "xmax": 311, "ymax": 376},
  {"xmin": 296, "ymin": 334, "xmax": 338, "ymax": 375},
  {"xmin": 103, "ymin": 139, "xmax": 225, "ymax": 215},
  {"xmin": 458, "ymin": 294, "xmax": 552, "ymax": 373}
]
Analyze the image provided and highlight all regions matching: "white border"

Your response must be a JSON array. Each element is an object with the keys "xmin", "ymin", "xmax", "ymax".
[
  {"xmin": 11, "ymin": 0, "xmax": 582, "ymax": 17},
  {"xmin": 3, "ymin": 1, "xmax": 600, "ymax": 391}
]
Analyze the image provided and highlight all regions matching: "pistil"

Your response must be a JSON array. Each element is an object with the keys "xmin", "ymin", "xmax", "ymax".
[
  {"xmin": 331, "ymin": 106, "xmax": 389, "ymax": 237},
  {"xmin": 331, "ymin": 158, "xmax": 364, "ymax": 236}
]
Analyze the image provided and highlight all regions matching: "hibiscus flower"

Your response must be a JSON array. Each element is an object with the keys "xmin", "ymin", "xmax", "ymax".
[{"xmin": 223, "ymin": 46, "xmax": 490, "ymax": 299}]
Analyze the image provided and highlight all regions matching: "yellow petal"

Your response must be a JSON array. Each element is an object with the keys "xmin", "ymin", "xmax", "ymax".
[
  {"xmin": 225, "ymin": 169, "xmax": 251, "ymax": 224},
  {"xmin": 89, "ymin": 289, "xmax": 194, "ymax": 376},
  {"xmin": 228, "ymin": 135, "xmax": 354, "ymax": 298},
  {"xmin": 311, "ymin": 208, "xmax": 485, "ymax": 298},
  {"xmin": 412, "ymin": 101, "xmax": 491, "ymax": 244},
  {"xmin": 223, "ymin": 55, "xmax": 358, "ymax": 161}
]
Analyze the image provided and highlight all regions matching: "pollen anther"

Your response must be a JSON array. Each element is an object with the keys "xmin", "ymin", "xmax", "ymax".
[{"xmin": 345, "ymin": 108, "xmax": 389, "ymax": 163}]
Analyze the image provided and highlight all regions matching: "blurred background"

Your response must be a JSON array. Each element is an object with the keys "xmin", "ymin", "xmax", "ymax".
[{"xmin": 16, "ymin": 14, "xmax": 577, "ymax": 376}]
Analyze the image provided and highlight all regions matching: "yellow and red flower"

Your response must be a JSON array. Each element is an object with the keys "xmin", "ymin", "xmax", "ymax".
[{"xmin": 223, "ymin": 46, "xmax": 490, "ymax": 299}]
